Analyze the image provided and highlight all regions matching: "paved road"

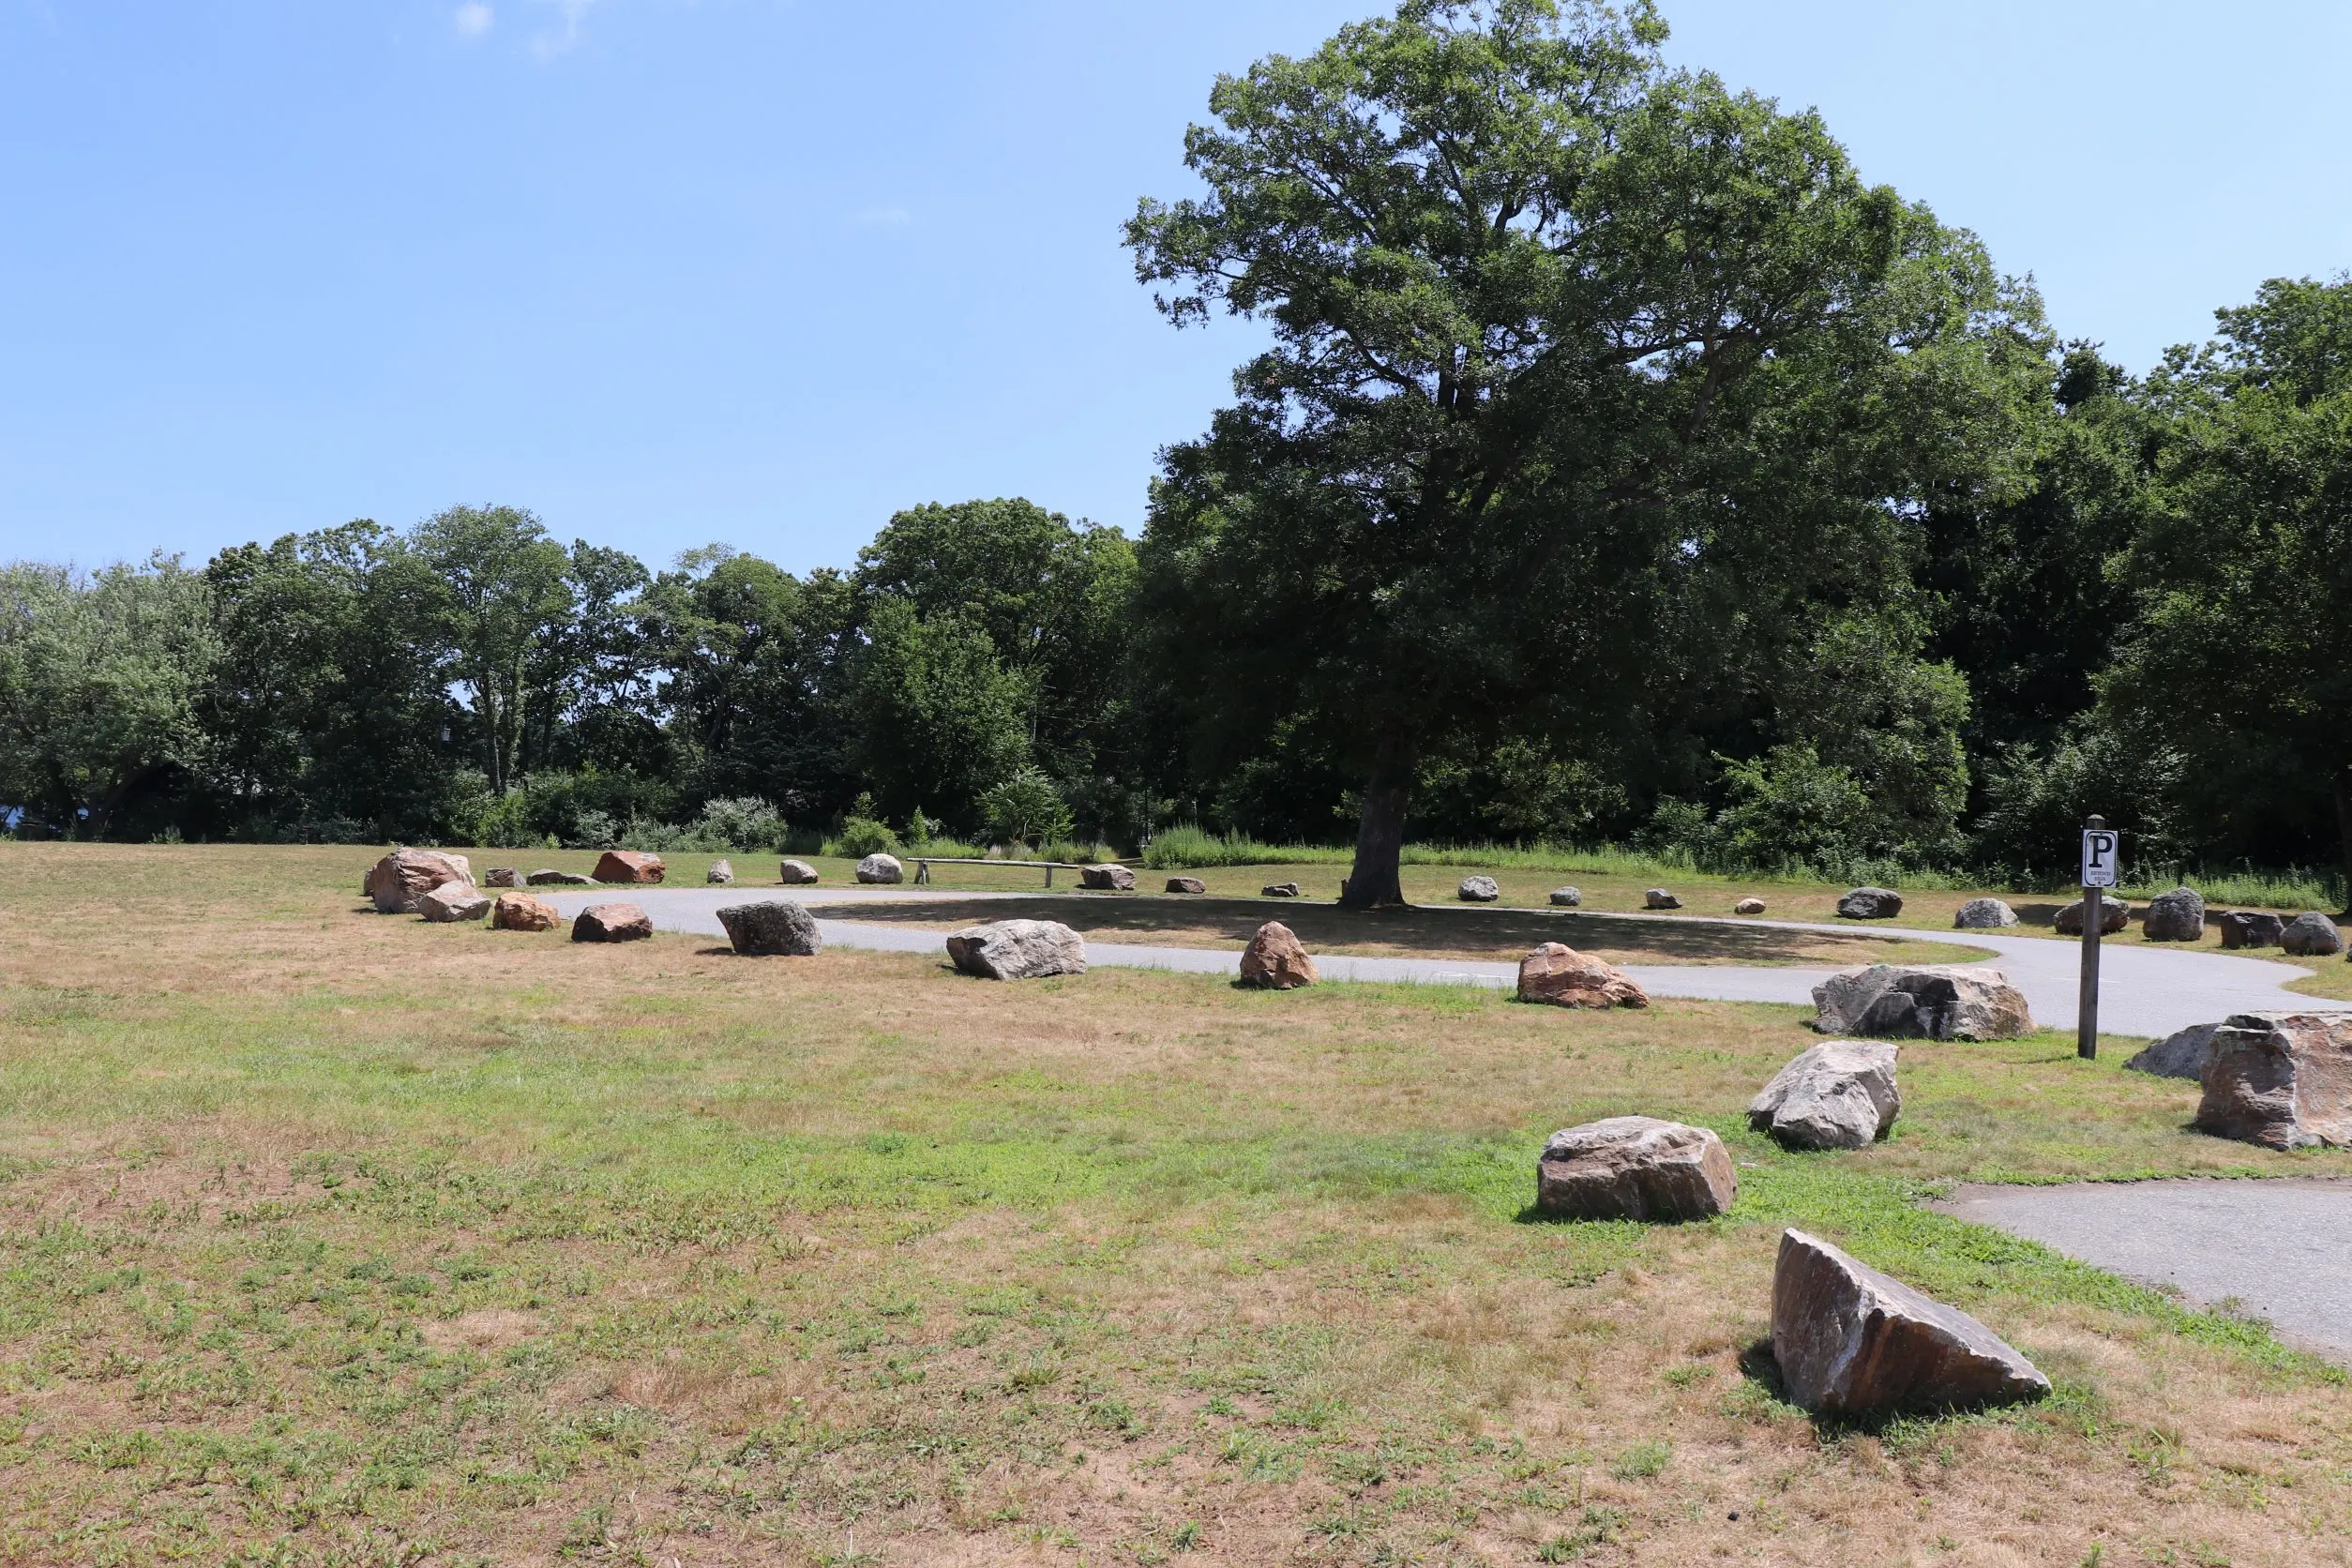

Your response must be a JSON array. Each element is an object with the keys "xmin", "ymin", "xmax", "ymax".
[
  {"xmin": 1936, "ymin": 1180, "xmax": 2352, "ymax": 1363},
  {"xmin": 538, "ymin": 886, "xmax": 2335, "ymax": 1039}
]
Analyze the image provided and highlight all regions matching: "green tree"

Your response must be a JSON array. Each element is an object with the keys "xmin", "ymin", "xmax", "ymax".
[
  {"xmin": 847, "ymin": 597, "xmax": 1034, "ymax": 831},
  {"xmin": 204, "ymin": 521, "xmax": 460, "ymax": 837},
  {"xmin": 2104, "ymin": 276, "xmax": 2352, "ymax": 894},
  {"xmin": 0, "ymin": 554, "xmax": 219, "ymax": 837},
  {"xmin": 1128, "ymin": 0, "xmax": 2040, "ymax": 905},
  {"xmin": 411, "ymin": 505, "xmax": 573, "ymax": 796}
]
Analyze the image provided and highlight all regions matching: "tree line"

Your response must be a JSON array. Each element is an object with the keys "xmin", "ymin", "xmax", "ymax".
[{"xmin": 4, "ymin": 0, "xmax": 2349, "ymax": 903}]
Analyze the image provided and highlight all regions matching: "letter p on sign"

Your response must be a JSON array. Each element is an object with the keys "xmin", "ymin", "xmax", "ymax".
[{"xmin": 2081, "ymin": 828, "xmax": 2119, "ymax": 888}]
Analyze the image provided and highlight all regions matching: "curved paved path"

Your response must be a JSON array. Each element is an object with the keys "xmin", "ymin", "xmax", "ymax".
[
  {"xmin": 1935, "ymin": 1180, "xmax": 2352, "ymax": 1364},
  {"xmin": 540, "ymin": 886, "xmax": 2337, "ymax": 1039}
]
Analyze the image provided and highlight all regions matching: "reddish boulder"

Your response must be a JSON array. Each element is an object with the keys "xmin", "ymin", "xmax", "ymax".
[
  {"xmin": 1772, "ymin": 1229, "xmax": 2049, "ymax": 1417},
  {"xmin": 1516, "ymin": 943, "xmax": 1649, "ymax": 1010},
  {"xmin": 2194, "ymin": 1011, "xmax": 2352, "ymax": 1150},
  {"xmin": 1535, "ymin": 1117, "xmax": 1735, "ymax": 1222},
  {"xmin": 1165, "ymin": 876, "xmax": 1207, "ymax": 895},
  {"xmin": 1079, "ymin": 864, "xmax": 1137, "ymax": 891},
  {"xmin": 572, "ymin": 902, "xmax": 654, "ymax": 942},
  {"xmin": 490, "ymin": 892, "xmax": 561, "ymax": 932},
  {"xmin": 593, "ymin": 851, "xmax": 665, "ymax": 884},
  {"xmin": 368, "ymin": 849, "xmax": 473, "ymax": 913},
  {"xmin": 1239, "ymin": 921, "xmax": 1318, "ymax": 989}
]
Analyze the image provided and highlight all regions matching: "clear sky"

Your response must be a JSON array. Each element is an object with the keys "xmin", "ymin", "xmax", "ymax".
[{"xmin": 3, "ymin": 0, "xmax": 2347, "ymax": 577}]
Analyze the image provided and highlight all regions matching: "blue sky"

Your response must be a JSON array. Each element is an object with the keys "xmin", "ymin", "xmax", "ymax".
[{"xmin": 3, "ymin": 0, "xmax": 2348, "ymax": 577}]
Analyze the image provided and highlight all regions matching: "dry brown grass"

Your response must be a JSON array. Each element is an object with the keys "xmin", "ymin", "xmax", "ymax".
[{"xmin": 2, "ymin": 843, "xmax": 2351, "ymax": 1566}]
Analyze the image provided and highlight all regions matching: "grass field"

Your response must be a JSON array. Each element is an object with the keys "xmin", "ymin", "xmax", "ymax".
[{"xmin": 7, "ymin": 844, "xmax": 2352, "ymax": 1566}]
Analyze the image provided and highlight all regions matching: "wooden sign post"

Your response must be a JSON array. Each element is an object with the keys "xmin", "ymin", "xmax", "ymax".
[{"xmin": 2078, "ymin": 814, "xmax": 2118, "ymax": 1060}]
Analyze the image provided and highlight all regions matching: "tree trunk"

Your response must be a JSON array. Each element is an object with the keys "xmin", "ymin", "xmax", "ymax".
[
  {"xmin": 2335, "ymin": 769, "xmax": 2352, "ymax": 919},
  {"xmin": 1339, "ymin": 727, "xmax": 1414, "ymax": 910}
]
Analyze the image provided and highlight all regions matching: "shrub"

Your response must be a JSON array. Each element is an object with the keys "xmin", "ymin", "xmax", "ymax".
[
  {"xmin": 829, "ymin": 816, "xmax": 903, "ymax": 858},
  {"xmin": 980, "ymin": 768, "xmax": 1074, "ymax": 849}
]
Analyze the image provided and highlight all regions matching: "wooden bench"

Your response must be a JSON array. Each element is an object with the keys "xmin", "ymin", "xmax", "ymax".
[{"xmin": 910, "ymin": 856, "xmax": 1091, "ymax": 888}]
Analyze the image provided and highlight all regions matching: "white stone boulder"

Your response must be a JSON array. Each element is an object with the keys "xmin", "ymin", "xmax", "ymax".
[
  {"xmin": 855, "ymin": 853, "xmax": 905, "ymax": 885},
  {"xmin": 1749, "ymin": 1041, "xmax": 1901, "ymax": 1150},
  {"xmin": 1457, "ymin": 875, "xmax": 1500, "ymax": 902},
  {"xmin": 945, "ymin": 919, "xmax": 1085, "ymax": 980},
  {"xmin": 2123, "ymin": 1021, "xmax": 2222, "ymax": 1081},
  {"xmin": 1837, "ymin": 886, "xmax": 1904, "ymax": 919}
]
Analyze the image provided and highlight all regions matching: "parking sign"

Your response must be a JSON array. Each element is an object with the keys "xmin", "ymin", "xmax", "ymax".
[{"xmin": 2081, "ymin": 827, "xmax": 2118, "ymax": 888}]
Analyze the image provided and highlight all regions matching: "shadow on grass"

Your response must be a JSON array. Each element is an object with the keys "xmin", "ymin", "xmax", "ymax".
[{"xmin": 825, "ymin": 895, "xmax": 1952, "ymax": 965}]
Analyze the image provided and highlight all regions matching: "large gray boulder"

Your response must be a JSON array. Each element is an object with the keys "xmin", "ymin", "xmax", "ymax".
[
  {"xmin": 706, "ymin": 858, "xmax": 735, "ymax": 885},
  {"xmin": 1457, "ymin": 875, "xmax": 1500, "ymax": 903},
  {"xmin": 2194, "ymin": 1012, "xmax": 2352, "ymax": 1149},
  {"xmin": 1643, "ymin": 888, "xmax": 1681, "ymax": 910},
  {"xmin": 417, "ymin": 882, "xmax": 491, "ymax": 923},
  {"xmin": 2217, "ymin": 911, "xmax": 2284, "ymax": 950},
  {"xmin": 1812, "ymin": 964, "xmax": 2033, "ymax": 1041},
  {"xmin": 2282, "ymin": 912, "xmax": 2344, "ymax": 957},
  {"xmin": 945, "ymin": 919, "xmax": 1086, "ymax": 980},
  {"xmin": 1837, "ymin": 886, "xmax": 1904, "ymax": 920},
  {"xmin": 1534, "ymin": 1117, "xmax": 1735, "ymax": 1222},
  {"xmin": 528, "ymin": 868, "xmax": 596, "ymax": 886},
  {"xmin": 1772, "ymin": 1229, "xmax": 2049, "ymax": 1418},
  {"xmin": 855, "ymin": 853, "xmax": 905, "ymax": 885},
  {"xmin": 2143, "ymin": 886, "xmax": 2206, "ymax": 942},
  {"xmin": 1261, "ymin": 882, "xmax": 1302, "ymax": 898},
  {"xmin": 2123, "ymin": 1021, "xmax": 2222, "ymax": 1081},
  {"xmin": 2055, "ymin": 897, "xmax": 2128, "ymax": 936},
  {"xmin": 778, "ymin": 859, "xmax": 822, "ymax": 885},
  {"xmin": 1079, "ymin": 864, "xmax": 1137, "ymax": 891},
  {"xmin": 716, "ymin": 899, "xmax": 822, "ymax": 957},
  {"xmin": 1549, "ymin": 886, "xmax": 1582, "ymax": 908},
  {"xmin": 1165, "ymin": 876, "xmax": 1207, "ymax": 895},
  {"xmin": 1748, "ymin": 1042, "xmax": 1901, "ymax": 1150},
  {"xmin": 1952, "ymin": 897, "xmax": 2018, "ymax": 929}
]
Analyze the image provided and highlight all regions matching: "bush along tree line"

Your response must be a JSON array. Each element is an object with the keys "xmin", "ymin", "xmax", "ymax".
[{"xmin": 2, "ymin": 0, "xmax": 2348, "ymax": 906}]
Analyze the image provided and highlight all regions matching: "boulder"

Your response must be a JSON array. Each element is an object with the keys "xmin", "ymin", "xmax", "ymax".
[
  {"xmin": 2194, "ymin": 1011, "xmax": 2352, "ymax": 1149},
  {"xmin": 706, "ymin": 858, "xmax": 735, "ymax": 885},
  {"xmin": 945, "ymin": 918, "xmax": 1086, "ymax": 980},
  {"xmin": 1165, "ymin": 876, "xmax": 1207, "ymax": 895},
  {"xmin": 528, "ymin": 868, "xmax": 596, "ymax": 886},
  {"xmin": 1952, "ymin": 897, "xmax": 2018, "ymax": 929},
  {"xmin": 1549, "ymin": 886, "xmax": 1582, "ymax": 908},
  {"xmin": 1734, "ymin": 897, "xmax": 1767, "ymax": 915},
  {"xmin": 2217, "ymin": 911, "xmax": 2285, "ymax": 950},
  {"xmin": 1457, "ymin": 875, "xmax": 1500, "ymax": 903},
  {"xmin": 1261, "ymin": 882, "xmax": 1302, "ymax": 898},
  {"xmin": 1240, "ymin": 921, "xmax": 1318, "ymax": 989},
  {"xmin": 2055, "ymin": 897, "xmax": 2128, "ymax": 936},
  {"xmin": 778, "ymin": 859, "xmax": 822, "ymax": 885},
  {"xmin": 2142, "ymin": 885, "xmax": 2206, "ymax": 942},
  {"xmin": 1534, "ymin": 1118, "xmax": 1736, "ymax": 1222},
  {"xmin": 1748, "ymin": 1042, "xmax": 1901, "ymax": 1150},
  {"xmin": 1080, "ymin": 864, "xmax": 1137, "ymax": 891},
  {"xmin": 1516, "ymin": 943, "xmax": 1649, "ymax": 1010},
  {"xmin": 1837, "ymin": 886, "xmax": 1905, "ymax": 920},
  {"xmin": 1811, "ymin": 964, "xmax": 2033, "ymax": 1041},
  {"xmin": 716, "ymin": 899, "xmax": 822, "ymax": 957},
  {"xmin": 2282, "ymin": 912, "xmax": 2345, "ymax": 957},
  {"xmin": 1643, "ymin": 888, "xmax": 1681, "ymax": 910},
  {"xmin": 594, "ymin": 850, "xmax": 666, "ymax": 885},
  {"xmin": 484, "ymin": 867, "xmax": 519, "ymax": 888},
  {"xmin": 367, "ymin": 849, "xmax": 473, "ymax": 913},
  {"xmin": 572, "ymin": 902, "xmax": 654, "ymax": 943},
  {"xmin": 1771, "ymin": 1229, "xmax": 2049, "ymax": 1418},
  {"xmin": 855, "ymin": 853, "xmax": 905, "ymax": 885},
  {"xmin": 490, "ymin": 892, "xmax": 561, "ymax": 932},
  {"xmin": 2123, "ymin": 1021, "xmax": 2222, "ymax": 1081},
  {"xmin": 417, "ymin": 882, "xmax": 491, "ymax": 923}
]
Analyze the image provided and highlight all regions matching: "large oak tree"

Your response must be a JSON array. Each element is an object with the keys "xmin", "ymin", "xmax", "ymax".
[{"xmin": 1127, "ymin": 0, "xmax": 2040, "ymax": 905}]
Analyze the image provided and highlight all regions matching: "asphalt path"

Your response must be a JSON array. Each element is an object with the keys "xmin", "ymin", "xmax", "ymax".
[
  {"xmin": 538, "ymin": 884, "xmax": 2338, "ymax": 1039},
  {"xmin": 1935, "ymin": 1180, "xmax": 2352, "ymax": 1363}
]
